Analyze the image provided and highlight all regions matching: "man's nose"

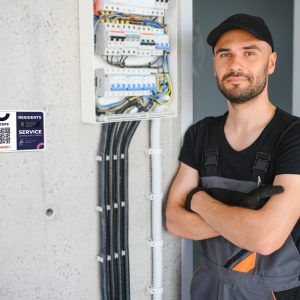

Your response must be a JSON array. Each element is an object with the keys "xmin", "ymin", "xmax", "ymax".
[{"xmin": 229, "ymin": 54, "xmax": 244, "ymax": 72}]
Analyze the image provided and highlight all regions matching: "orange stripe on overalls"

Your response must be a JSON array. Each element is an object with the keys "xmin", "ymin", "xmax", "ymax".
[{"xmin": 232, "ymin": 252, "xmax": 257, "ymax": 273}]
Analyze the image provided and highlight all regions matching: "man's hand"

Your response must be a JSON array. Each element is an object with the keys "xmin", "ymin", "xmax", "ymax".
[
  {"xmin": 185, "ymin": 186, "xmax": 204, "ymax": 212},
  {"xmin": 185, "ymin": 184, "xmax": 284, "ymax": 212},
  {"xmin": 239, "ymin": 184, "xmax": 284, "ymax": 209}
]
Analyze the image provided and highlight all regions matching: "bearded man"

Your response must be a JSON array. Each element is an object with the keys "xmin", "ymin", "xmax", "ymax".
[{"xmin": 166, "ymin": 14, "xmax": 300, "ymax": 300}]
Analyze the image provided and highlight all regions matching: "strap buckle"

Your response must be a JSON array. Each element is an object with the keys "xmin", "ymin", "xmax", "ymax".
[
  {"xmin": 205, "ymin": 148, "xmax": 219, "ymax": 167},
  {"xmin": 253, "ymin": 152, "xmax": 271, "ymax": 172}
]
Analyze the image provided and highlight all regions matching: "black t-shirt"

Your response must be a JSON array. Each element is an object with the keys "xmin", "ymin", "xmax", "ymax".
[
  {"xmin": 179, "ymin": 107, "xmax": 300, "ymax": 299},
  {"xmin": 179, "ymin": 107, "xmax": 300, "ymax": 183}
]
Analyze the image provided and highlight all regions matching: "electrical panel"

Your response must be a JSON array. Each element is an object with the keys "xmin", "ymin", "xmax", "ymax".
[
  {"xmin": 95, "ymin": 0, "xmax": 169, "ymax": 17},
  {"xmin": 79, "ymin": 0, "xmax": 177, "ymax": 123}
]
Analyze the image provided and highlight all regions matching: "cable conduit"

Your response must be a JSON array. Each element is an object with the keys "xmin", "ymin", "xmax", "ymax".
[{"xmin": 149, "ymin": 118, "xmax": 163, "ymax": 300}]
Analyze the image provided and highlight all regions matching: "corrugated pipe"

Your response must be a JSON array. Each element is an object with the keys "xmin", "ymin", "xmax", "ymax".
[
  {"xmin": 149, "ymin": 118, "xmax": 163, "ymax": 300},
  {"xmin": 97, "ymin": 100, "xmax": 153, "ymax": 300}
]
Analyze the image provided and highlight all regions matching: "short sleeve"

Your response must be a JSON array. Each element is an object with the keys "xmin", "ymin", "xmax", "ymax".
[
  {"xmin": 275, "ymin": 121, "xmax": 300, "ymax": 175},
  {"xmin": 179, "ymin": 121, "xmax": 205, "ymax": 170}
]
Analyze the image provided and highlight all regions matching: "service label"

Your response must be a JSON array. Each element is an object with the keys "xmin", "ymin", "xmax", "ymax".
[{"xmin": 0, "ymin": 111, "xmax": 45, "ymax": 152}]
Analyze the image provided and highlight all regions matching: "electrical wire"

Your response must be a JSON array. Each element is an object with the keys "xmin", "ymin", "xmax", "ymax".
[
  {"xmin": 98, "ymin": 123, "xmax": 109, "ymax": 300},
  {"xmin": 113, "ymin": 101, "xmax": 145, "ymax": 300},
  {"xmin": 106, "ymin": 122, "xmax": 118, "ymax": 300},
  {"xmin": 96, "ymin": 96, "xmax": 151, "ymax": 115},
  {"xmin": 153, "ymin": 52, "xmax": 173, "ymax": 105},
  {"xmin": 98, "ymin": 11, "xmax": 165, "ymax": 29},
  {"xmin": 99, "ymin": 99, "xmax": 145, "ymax": 300},
  {"xmin": 101, "ymin": 55, "xmax": 163, "ymax": 69}
]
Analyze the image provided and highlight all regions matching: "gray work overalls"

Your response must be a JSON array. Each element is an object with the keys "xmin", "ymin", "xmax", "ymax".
[{"xmin": 191, "ymin": 115, "xmax": 300, "ymax": 300}]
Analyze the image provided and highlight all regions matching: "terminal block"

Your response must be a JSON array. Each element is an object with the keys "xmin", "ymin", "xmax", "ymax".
[
  {"xmin": 95, "ymin": 68, "xmax": 158, "ymax": 97},
  {"xmin": 96, "ymin": 0, "xmax": 169, "ymax": 17},
  {"xmin": 95, "ymin": 23, "xmax": 169, "ymax": 57}
]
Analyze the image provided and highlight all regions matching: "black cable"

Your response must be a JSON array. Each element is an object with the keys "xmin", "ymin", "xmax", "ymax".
[
  {"xmin": 120, "ymin": 55, "xmax": 163, "ymax": 69},
  {"xmin": 114, "ymin": 121, "xmax": 129, "ymax": 300},
  {"xmin": 98, "ymin": 99, "xmax": 151, "ymax": 300},
  {"xmin": 107, "ymin": 122, "xmax": 119, "ymax": 300},
  {"xmin": 121, "ymin": 120, "xmax": 140, "ymax": 300},
  {"xmin": 121, "ymin": 102, "xmax": 153, "ymax": 300},
  {"xmin": 107, "ymin": 100, "xmax": 143, "ymax": 300},
  {"xmin": 102, "ymin": 55, "xmax": 163, "ymax": 69},
  {"xmin": 105, "ymin": 124, "xmax": 113, "ymax": 300},
  {"xmin": 98, "ymin": 123, "xmax": 109, "ymax": 300}
]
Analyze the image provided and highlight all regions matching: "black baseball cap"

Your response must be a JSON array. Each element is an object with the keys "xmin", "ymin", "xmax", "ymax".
[{"xmin": 207, "ymin": 13, "xmax": 274, "ymax": 52}]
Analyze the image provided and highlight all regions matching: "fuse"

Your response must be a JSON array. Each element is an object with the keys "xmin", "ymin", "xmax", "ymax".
[
  {"xmin": 95, "ymin": 68, "xmax": 158, "ymax": 97},
  {"xmin": 95, "ymin": 23, "xmax": 169, "ymax": 57}
]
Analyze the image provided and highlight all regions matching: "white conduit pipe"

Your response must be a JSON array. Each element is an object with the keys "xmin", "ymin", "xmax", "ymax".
[{"xmin": 149, "ymin": 118, "xmax": 163, "ymax": 300}]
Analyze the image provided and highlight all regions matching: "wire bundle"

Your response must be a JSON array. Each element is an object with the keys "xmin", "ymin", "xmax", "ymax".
[
  {"xmin": 97, "ymin": 100, "xmax": 152, "ymax": 300},
  {"xmin": 97, "ymin": 11, "xmax": 165, "ymax": 29}
]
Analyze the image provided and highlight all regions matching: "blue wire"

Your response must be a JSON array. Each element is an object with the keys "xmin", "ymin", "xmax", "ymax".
[{"xmin": 144, "ymin": 21, "xmax": 163, "ymax": 28}]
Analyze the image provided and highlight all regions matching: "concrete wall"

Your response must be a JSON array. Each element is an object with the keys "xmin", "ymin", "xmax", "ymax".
[{"xmin": 0, "ymin": 1, "xmax": 181, "ymax": 299}]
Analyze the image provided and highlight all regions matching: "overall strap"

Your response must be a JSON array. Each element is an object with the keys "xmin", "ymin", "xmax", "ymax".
[
  {"xmin": 204, "ymin": 148, "xmax": 219, "ymax": 176},
  {"xmin": 251, "ymin": 111, "xmax": 299, "ymax": 183},
  {"xmin": 252, "ymin": 152, "xmax": 271, "ymax": 183}
]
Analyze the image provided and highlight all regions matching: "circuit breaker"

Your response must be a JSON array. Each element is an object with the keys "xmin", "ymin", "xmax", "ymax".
[
  {"xmin": 95, "ymin": 23, "xmax": 170, "ymax": 57},
  {"xmin": 79, "ymin": 0, "xmax": 177, "ymax": 123},
  {"xmin": 95, "ymin": 68, "xmax": 158, "ymax": 97}
]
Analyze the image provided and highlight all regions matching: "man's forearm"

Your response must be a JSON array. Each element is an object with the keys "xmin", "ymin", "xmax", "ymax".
[
  {"xmin": 191, "ymin": 191, "xmax": 266, "ymax": 252},
  {"xmin": 166, "ymin": 204, "xmax": 219, "ymax": 240}
]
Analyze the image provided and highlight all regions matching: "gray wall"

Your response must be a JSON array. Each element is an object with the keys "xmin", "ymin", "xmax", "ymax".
[
  {"xmin": 293, "ymin": 0, "xmax": 300, "ymax": 116},
  {"xmin": 0, "ymin": 1, "xmax": 181, "ymax": 299},
  {"xmin": 193, "ymin": 0, "xmax": 294, "ymax": 122}
]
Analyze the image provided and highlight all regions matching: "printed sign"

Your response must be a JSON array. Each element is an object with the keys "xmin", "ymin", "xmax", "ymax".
[{"xmin": 0, "ymin": 111, "xmax": 45, "ymax": 152}]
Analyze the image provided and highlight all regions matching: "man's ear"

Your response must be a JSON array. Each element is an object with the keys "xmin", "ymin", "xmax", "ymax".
[
  {"xmin": 268, "ymin": 52, "xmax": 277, "ymax": 75},
  {"xmin": 213, "ymin": 56, "xmax": 217, "ymax": 77}
]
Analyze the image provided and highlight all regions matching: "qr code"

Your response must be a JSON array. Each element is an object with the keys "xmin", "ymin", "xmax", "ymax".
[{"xmin": 0, "ymin": 127, "xmax": 11, "ymax": 144}]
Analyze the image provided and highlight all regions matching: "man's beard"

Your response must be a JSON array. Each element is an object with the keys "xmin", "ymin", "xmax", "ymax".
[{"xmin": 216, "ymin": 64, "xmax": 268, "ymax": 104}]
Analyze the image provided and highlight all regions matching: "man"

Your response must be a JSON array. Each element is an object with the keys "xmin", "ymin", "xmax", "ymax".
[{"xmin": 166, "ymin": 14, "xmax": 300, "ymax": 299}]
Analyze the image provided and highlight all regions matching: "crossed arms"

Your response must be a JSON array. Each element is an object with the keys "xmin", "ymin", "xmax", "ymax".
[{"xmin": 166, "ymin": 162, "xmax": 300, "ymax": 255}]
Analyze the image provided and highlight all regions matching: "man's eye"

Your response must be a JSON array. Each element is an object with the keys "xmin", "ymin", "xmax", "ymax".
[
  {"xmin": 245, "ymin": 51, "xmax": 255, "ymax": 56},
  {"xmin": 220, "ymin": 53, "xmax": 230, "ymax": 57}
]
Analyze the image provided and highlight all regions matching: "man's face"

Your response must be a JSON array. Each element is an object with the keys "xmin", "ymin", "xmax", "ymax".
[{"xmin": 213, "ymin": 29, "xmax": 276, "ymax": 104}]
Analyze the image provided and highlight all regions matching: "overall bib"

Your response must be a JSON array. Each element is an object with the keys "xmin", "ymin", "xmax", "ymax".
[{"xmin": 190, "ymin": 114, "xmax": 300, "ymax": 300}]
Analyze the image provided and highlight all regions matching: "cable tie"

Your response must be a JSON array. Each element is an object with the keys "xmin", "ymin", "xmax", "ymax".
[
  {"xmin": 121, "ymin": 250, "xmax": 126, "ymax": 256},
  {"xmin": 121, "ymin": 201, "xmax": 125, "ymax": 207},
  {"xmin": 106, "ymin": 205, "xmax": 111, "ymax": 211},
  {"xmin": 113, "ymin": 155, "xmax": 118, "ymax": 160},
  {"xmin": 114, "ymin": 203, "xmax": 118, "ymax": 209},
  {"xmin": 148, "ymin": 287, "xmax": 163, "ymax": 295},
  {"xmin": 148, "ymin": 240, "xmax": 164, "ymax": 248},
  {"xmin": 146, "ymin": 192, "xmax": 163, "ymax": 201},
  {"xmin": 145, "ymin": 148, "xmax": 162, "ymax": 155},
  {"xmin": 96, "ymin": 155, "xmax": 103, "ymax": 162},
  {"xmin": 96, "ymin": 256, "xmax": 104, "ymax": 263},
  {"xmin": 121, "ymin": 154, "xmax": 125, "ymax": 159},
  {"xmin": 96, "ymin": 206, "xmax": 103, "ymax": 212},
  {"xmin": 114, "ymin": 253, "xmax": 119, "ymax": 259},
  {"xmin": 107, "ymin": 255, "xmax": 111, "ymax": 261},
  {"xmin": 106, "ymin": 155, "xmax": 110, "ymax": 161}
]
